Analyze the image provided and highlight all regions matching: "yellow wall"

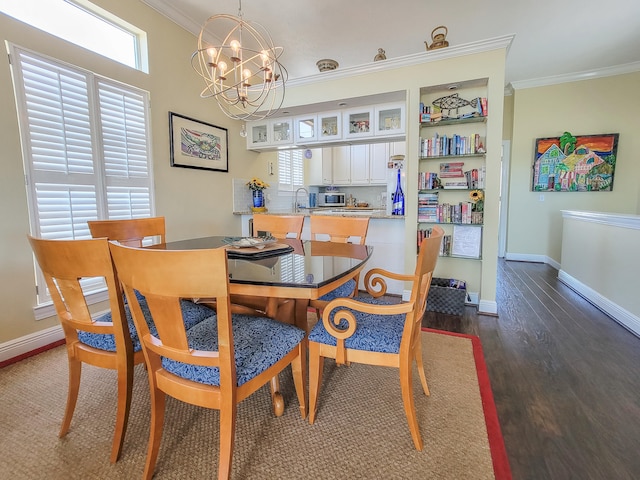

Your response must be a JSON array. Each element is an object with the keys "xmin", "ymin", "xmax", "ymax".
[
  {"xmin": 0, "ymin": 0, "xmax": 261, "ymax": 343},
  {"xmin": 507, "ymin": 73, "xmax": 640, "ymax": 262},
  {"xmin": 283, "ymin": 50, "xmax": 507, "ymax": 311}
]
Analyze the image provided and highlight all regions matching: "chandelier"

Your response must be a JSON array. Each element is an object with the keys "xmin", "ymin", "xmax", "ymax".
[{"xmin": 191, "ymin": 0, "xmax": 287, "ymax": 121}]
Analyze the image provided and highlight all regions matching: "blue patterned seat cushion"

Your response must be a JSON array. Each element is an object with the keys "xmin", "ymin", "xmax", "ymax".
[
  {"xmin": 77, "ymin": 299, "xmax": 214, "ymax": 353},
  {"xmin": 161, "ymin": 315, "xmax": 305, "ymax": 387},
  {"xmin": 317, "ymin": 279, "xmax": 356, "ymax": 302},
  {"xmin": 308, "ymin": 300, "xmax": 407, "ymax": 354}
]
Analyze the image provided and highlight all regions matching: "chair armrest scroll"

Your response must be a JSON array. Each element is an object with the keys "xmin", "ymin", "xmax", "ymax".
[{"xmin": 364, "ymin": 268, "xmax": 415, "ymax": 297}]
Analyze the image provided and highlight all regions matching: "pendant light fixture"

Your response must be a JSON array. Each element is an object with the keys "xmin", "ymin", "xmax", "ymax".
[{"xmin": 191, "ymin": 0, "xmax": 287, "ymax": 121}]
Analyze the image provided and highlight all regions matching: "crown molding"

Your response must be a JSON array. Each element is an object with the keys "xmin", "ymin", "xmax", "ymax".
[
  {"xmin": 140, "ymin": 0, "xmax": 204, "ymax": 35},
  {"xmin": 511, "ymin": 61, "xmax": 640, "ymax": 90},
  {"xmin": 287, "ymin": 35, "xmax": 515, "ymax": 88}
]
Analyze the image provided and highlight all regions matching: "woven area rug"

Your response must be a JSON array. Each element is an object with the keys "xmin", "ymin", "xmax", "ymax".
[{"xmin": 0, "ymin": 328, "xmax": 510, "ymax": 479}]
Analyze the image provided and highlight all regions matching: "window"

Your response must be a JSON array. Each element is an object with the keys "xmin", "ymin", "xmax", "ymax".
[
  {"xmin": 10, "ymin": 44, "xmax": 153, "ymax": 309},
  {"xmin": 277, "ymin": 149, "xmax": 304, "ymax": 192},
  {"xmin": 0, "ymin": 0, "xmax": 148, "ymax": 72}
]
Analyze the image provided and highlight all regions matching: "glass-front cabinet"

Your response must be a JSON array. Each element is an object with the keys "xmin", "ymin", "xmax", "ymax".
[
  {"xmin": 248, "ymin": 122, "xmax": 269, "ymax": 147},
  {"xmin": 375, "ymin": 103, "xmax": 405, "ymax": 136},
  {"xmin": 294, "ymin": 115, "xmax": 317, "ymax": 143},
  {"xmin": 319, "ymin": 111, "xmax": 342, "ymax": 141},
  {"xmin": 343, "ymin": 107, "xmax": 374, "ymax": 140},
  {"xmin": 270, "ymin": 118, "xmax": 293, "ymax": 145}
]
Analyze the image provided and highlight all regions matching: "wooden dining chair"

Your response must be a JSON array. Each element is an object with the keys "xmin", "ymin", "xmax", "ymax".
[
  {"xmin": 27, "ymin": 236, "xmax": 143, "ymax": 464},
  {"xmin": 252, "ymin": 213, "xmax": 304, "ymax": 239},
  {"xmin": 309, "ymin": 215, "xmax": 370, "ymax": 316},
  {"xmin": 27, "ymin": 235, "xmax": 215, "ymax": 463},
  {"xmin": 307, "ymin": 225, "xmax": 444, "ymax": 451},
  {"xmin": 207, "ymin": 214, "xmax": 305, "ymax": 324},
  {"xmin": 87, "ymin": 216, "xmax": 166, "ymax": 247},
  {"xmin": 109, "ymin": 242, "xmax": 307, "ymax": 480}
]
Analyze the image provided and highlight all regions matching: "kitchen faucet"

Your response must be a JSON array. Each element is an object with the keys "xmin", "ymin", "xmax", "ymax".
[{"xmin": 294, "ymin": 187, "xmax": 309, "ymax": 213}]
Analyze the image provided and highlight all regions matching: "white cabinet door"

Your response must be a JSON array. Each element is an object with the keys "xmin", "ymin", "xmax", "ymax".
[
  {"xmin": 321, "ymin": 147, "xmax": 333, "ymax": 185},
  {"xmin": 319, "ymin": 111, "xmax": 342, "ymax": 142},
  {"xmin": 247, "ymin": 121, "xmax": 269, "ymax": 149},
  {"xmin": 374, "ymin": 103, "xmax": 405, "ymax": 136},
  {"xmin": 369, "ymin": 143, "xmax": 389, "ymax": 185},
  {"xmin": 343, "ymin": 108, "xmax": 374, "ymax": 140},
  {"xmin": 350, "ymin": 144, "xmax": 370, "ymax": 184},
  {"xmin": 332, "ymin": 146, "xmax": 351, "ymax": 184},
  {"xmin": 270, "ymin": 118, "xmax": 293, "ymax": 146},
  {"xmin": 305, "ymin": 148, "xmax": 323, "ymax": 185},
  {"xmin": 390, "ymin": 141, "xmax": 406, "ymax": 156},
  {"xmin": 294, "ymin": 115, "xmax": 317, "ymax": 143}
]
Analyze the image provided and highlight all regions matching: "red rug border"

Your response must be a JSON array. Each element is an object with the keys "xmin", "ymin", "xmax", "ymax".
[{"xmin": 422, "ymin": 327, "xmax": 512, "ymax": 480}]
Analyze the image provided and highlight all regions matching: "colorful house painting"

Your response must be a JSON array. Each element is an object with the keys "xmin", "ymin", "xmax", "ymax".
[{"xmin": 532, "ymin": 133, "xmax": 619, "ymax": 192}]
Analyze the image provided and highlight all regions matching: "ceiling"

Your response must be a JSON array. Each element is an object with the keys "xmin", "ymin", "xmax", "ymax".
[{"xmin": 142, "ymin": 0, "xmax": 640, "ymax": 88}]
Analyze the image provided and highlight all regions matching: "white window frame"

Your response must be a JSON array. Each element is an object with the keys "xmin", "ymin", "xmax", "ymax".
[
  {"xmin": 277, "ymin": 149, "xmax": 304, "ymax": 193},
  {"xmin": 0, "ymin": 0, "xmax": 149, "ymax": 72},
  {"xmin": 9, "ymin": 44, "xmax": 154, "ymax": 317}
]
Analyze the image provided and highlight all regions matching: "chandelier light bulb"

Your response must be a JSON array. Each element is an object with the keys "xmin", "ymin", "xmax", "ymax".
[{"xmin": 191, "ymin": 5, "xmax": 288, "ymax": 120}]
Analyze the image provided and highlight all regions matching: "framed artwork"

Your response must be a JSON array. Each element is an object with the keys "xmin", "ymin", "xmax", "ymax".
[
  {"xmin": 532, "ymin": 132, "xmax": 619, "ymax": 192},
  {"xmin": 169, "ymin": 112, "xmax": 228, "ymax": 172}
]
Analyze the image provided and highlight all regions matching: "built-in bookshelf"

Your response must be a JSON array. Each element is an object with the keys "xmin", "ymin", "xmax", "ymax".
[{"xmin": 417, "ymin": 80, "xmax": 488, "ymax": 270}]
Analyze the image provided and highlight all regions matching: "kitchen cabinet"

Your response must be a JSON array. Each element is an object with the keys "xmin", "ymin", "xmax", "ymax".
[
  {"xmin": 369, "ymin": 143, "xmax": 388, "ymax": 184},
  {"xmin": 294, "ymin": 114, "xmax": 317, "ymax": 143},
  {"xmin": 270, "ymin": 118, "xmax": 293, "ymax": 146},
  {"xmin": 321, "ymin": 148, "xmax": 333, "ymax": 184},
  {"xmin": 374, "ymin": 103, "xmax": 406, "ymax": 137},
  {"xmin": 331, "ymin": 146, "xmax": 351, "ymax": 184},
  {"xmin": 247, "ymin": 118, "xmax": 293, "ymax": 147},
  {"xmin": 319, "ymin": 111, "xmax": 342, "ymax": 141},
  {"xmin": 343, "ymin": 107, "xmax": 374, "ymax": 140},
  {"xmin": 350, "ymin": 144, "xmax": 370, "ymax": 185}
]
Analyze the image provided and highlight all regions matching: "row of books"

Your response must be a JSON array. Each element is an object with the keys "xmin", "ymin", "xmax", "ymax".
[
  {"xmin": 465, "ymin": 166, "xmax": 486, "ymax": 189},
  {"xmin": 417, "ymin": 228, "xmax": 452, "ymax": 256},
  {"xmin": 418, "ymin": 168, "xmax": 486, "ymax": 190},
  {"xmin": 418, "ymin": 201, "xmax": 483, "ymax": 225},
  {"xmin": 419, "ymin": 133, "xmax": 484, "ymax": 157}
]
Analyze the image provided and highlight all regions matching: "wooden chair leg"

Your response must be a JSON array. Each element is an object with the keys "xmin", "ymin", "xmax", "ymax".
[
  {"xmin": 414, "ymin": 341, "xmax": 430, "ymax": 396},
  {"xmin": 308, "ymin": 342, "xmax": 324, "ymax": 424},
  {"xmin": 399, "ymin": 362, "xmax": 423, "ymax": 451},
  {"xmin": 218, "ymin": 401, "xmax": 237, "ymax": 480},
  {"xmin": 269, "ymin": 375, "xmax": 284, "ymax": 417},
  {"xmin": 291, "ymin": 341, "xmax": 308, "ymax": 418},
  {"xmin": 142, "ymin": 388, "xmax": 166, "ymax": 480},
  {"xmin": 59, "ymin": 353, "xmax": 81, "ymax": 438},
  {"xmin": 110, "ymin": 358, "xmax": 134, "ymax": 463}
]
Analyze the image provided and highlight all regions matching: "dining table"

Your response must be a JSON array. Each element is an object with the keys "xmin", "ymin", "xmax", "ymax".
[{"xmin": 149, "ymin": 236, "xmax": 373, "ymax": 333}]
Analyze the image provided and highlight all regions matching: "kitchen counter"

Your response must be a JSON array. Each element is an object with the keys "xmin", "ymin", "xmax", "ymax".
[{"xmin": 233, "ymin": 208, "xmax": 402, "ymax": 219}]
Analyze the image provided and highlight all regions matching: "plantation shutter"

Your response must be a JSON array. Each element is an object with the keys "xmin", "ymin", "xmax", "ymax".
[
  {"xmin": 11, "ymin": 45, "xmax": 153, "ymax": 304},
  {"xmin": 277, "ymin": 149, "xmax": 304, "ymax": 191}
]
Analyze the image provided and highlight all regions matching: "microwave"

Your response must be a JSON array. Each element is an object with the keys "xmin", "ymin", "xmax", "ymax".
[{"xmin": 318, "ymin": 192, "xmax": 346, "ymax": 207}]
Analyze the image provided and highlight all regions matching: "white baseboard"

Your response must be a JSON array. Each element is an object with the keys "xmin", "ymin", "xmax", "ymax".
[
  {"xmin": 478, "ymin": 300, "xmax": 498, "ymax": 315},
  {"xmin": 504, "ymin": 252, "xmax": 561, "ymax": 270},
  {"xmin": 0, "ymin": 324, "xmax": 64, "ymax": 363},
  {"xmin": 558, "ymin": 270, "xmax": 640, "ymax": 337}
]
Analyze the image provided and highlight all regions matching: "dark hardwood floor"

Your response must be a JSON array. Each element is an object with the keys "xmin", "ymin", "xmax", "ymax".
[{"xmin": 422, "ymin": 259, "xmax": 640, "ymax": 480}]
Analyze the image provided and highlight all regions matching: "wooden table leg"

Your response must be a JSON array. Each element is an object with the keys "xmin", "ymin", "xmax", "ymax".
[{"xmin": 294, "ymin": 298, "xmax": 310, "ymax": 334}]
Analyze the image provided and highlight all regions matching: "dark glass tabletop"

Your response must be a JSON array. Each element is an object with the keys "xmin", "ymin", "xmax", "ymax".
[{"xmin": 150, "ymin": 236, "xmax": 372, "ymax": 290}]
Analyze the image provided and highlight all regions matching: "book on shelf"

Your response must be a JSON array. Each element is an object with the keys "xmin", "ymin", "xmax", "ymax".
[
  {"xmin": 442, "ymin": 182, "xmax": 469, "ymax": 189},
  {"xmin": 418, "ymin": 171, "xmax": 441, "ymax": 190},
  {"xmin": 417, "ymin": 228, "xmax": 451, "ymax": 256},
  {"xmin": 464, "ymin": 165, "xmax": 486, "ymax": 189}
]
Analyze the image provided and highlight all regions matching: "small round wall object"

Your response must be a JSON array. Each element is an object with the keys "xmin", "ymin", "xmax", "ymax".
[{"xmin": 304, "ymin": 148, "xmax": 313, "ymax": 159}]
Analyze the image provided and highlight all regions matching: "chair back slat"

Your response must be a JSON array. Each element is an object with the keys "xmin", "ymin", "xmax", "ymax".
[
  {"xmin": 252, "ymin": 214, "xmax": 304, "ymax": 239},
  {"xmin": 310, "ymin": 216, "xmax": 369, "ymax": 244},
  {"xmin": 28, "ymin": 236, "xmax": 126, "ymax": 335},
  {"xmin": 109, "ymin": 244, "xmax": 228, "ymax": 368},
  {"xmin": 88, "ymin": 217, "xmax": 166, "ymax": 246}
]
